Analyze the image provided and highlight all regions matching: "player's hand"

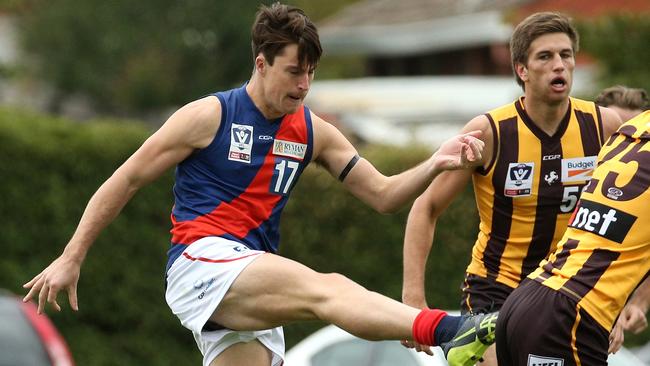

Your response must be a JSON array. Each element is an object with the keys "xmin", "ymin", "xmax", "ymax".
[
  {"xmin": 608, "ymin": 316, "xmax": 625, "ymax": 354},
  {"xmin": 400, "ymin": 338, "xmax": 434, "ymax": 356},
  {"xmin": 620, "ymin": 303, "xmax": 648, "ymax": 334},
  {"xmin": 433, "ymin": 130, "xmax": 484, "ymax": 171},
  {"xmin": 400, "ymin": 297, "xmax": 434, "ymax": 355},
  {"xmin": 22, "ymin": 254, "xmax": 81, "ymax": 314}
]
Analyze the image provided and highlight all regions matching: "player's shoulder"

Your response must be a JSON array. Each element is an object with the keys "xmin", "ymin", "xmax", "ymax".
[
  {"xmin": 485, "ymin": 100, "xmax": 519, "ymax": 121},
  {"xmin": 462, "ymin": 114, "xmax": 493, "ymax": 146},
  {"xmin": 597, "ymin": 105, "xmax": 624, "ymax": 138},
  {"xmin": 176, "ymin": 96, "xmax": 222, "ymax": 123},
  {"xmin": 160, "ymin": 96, "xmax": 222, "ymax": 149},
  {"xmin": 465, "ymin": 114, "xmax": 491, "ymax": 129}
]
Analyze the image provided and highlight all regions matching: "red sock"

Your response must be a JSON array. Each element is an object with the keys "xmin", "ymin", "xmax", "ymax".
[{"xmin": 412, "ymin": 308, "xmax": 447, "ymax": 346}]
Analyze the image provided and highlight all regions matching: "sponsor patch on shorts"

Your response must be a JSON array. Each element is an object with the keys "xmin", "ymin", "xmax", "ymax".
[{"xmin": 527, "ymin": 354, "xmax": 564, "ymax": 366}]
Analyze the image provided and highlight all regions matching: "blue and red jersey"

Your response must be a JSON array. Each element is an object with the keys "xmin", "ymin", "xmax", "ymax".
[{"xmin": 166, "ymin": 85, "xmax": 314, "ymax": 270}]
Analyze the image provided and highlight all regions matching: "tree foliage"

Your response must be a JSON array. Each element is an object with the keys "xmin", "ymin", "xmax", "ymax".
[
  {"xmin": 13, "ymin": 0, "xmax": 360, "ymax": 116},
  {"xmin": 17, "ymin": 0, "xmax": 268, "ymax": 113},
  {"xmin": 578, "ymin": 14, "xmax": 650, "ymax": 95}
]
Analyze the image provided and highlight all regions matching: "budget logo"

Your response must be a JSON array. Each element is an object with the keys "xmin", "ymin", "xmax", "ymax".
[
  {"xmin": 561, "ymin": 156, "xmax": 597, "ymax": 183},
  {"xmin": 504, "ymin": 162, "xmax": 534, "ymax": 197},
  {"xmin": 528, "ymin": 354, "xmax": 563, "ymax": 366},
  {"xmin": 568, "ymin": 199, "xmax": 637, "ymax": 243},
  {"xmin": 229, "ymin": 123, "xmax": 254, "ymax": 163}
]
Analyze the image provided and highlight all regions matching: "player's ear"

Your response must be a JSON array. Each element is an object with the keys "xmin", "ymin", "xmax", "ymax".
[
  {"xmin": 516, "ymin": 63, "xmax": 528, "ymax": 82},
  {"xmin": 255, "ymin": 55, "xmax": 266, "ymax": 76}
]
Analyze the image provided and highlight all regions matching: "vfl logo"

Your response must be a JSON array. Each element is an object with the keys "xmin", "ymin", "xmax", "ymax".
[
  {"xmin": 229, "ymin": 123, "xmax": 254, "ymax": 163},
  {"xmin": 233, "ymin": 126, "xmax": 252, "ymax": 148},
  {"xmin": 510, "ymin": 164, "xmax": 533, "ymax": 184},
  {"xmin": 504, "ymin": 162, "xmax": 534, "ymax": 197},
  {"xmin": 528, "ymin": 354, "xmax": 564, "ymax": 366},
  {"xmin": 569, "ymin": 199, "xmax": 637, "ymax": 243},
  {"xmin": 544, "ymin": 171, "xmax": 559, "ymax": 185}
]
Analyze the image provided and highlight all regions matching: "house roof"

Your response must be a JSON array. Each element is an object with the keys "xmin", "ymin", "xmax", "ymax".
[
  {"xmin": 513, "ymin": 0, "xmax": 650, "ymax": 20},
  {"xmin": 318, "ymin": 0, "xmax": 530, "ymax": 56},
  {"xmin": 304, "ymin": 69, "xmax": 596, "ymax": 147},
  {"xmin": 317, "ymin": 0, "xmax": 650, "ymax": 56},
  {"xmin": 319, "ymin": 0, "xmax": 527, "ymax": 27}
]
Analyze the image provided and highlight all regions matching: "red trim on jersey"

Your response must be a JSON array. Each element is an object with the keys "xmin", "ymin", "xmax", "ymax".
[
  {"xmin": 171, "ymin": 107, "xmax": 308, "ymax": 245},
  {"xmin": 182, "ymin": 251, "xmax": 262, "ymax": 263}
]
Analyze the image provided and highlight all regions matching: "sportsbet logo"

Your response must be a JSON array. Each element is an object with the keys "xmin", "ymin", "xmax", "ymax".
[
  {"xmin": 561, "ymin": 156, "xmax": 596, "ymax": 183},
  {"xmin": 568, "ymin": 199, "xmax": 636, "ymax": 243}
]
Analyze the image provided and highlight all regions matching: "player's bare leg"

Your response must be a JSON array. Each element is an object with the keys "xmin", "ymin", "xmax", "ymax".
[
  {"xmin": 211, "ymin": 253, "xmax": 417, "ymax": 340},
  {"xmin": 210, "ymin": 340, "xmax": 272, "ymax": 366}
]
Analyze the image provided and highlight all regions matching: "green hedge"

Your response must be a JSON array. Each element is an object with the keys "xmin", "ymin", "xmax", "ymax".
[
  {"xmin": 0, "ymin": 108, "xmax": 198, "ymax": 365},
  {"xmin": 5, "ymin": 108, "xmax": 644, "ymax": 364}
]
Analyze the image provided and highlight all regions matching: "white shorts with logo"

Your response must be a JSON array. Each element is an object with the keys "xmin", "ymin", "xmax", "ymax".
[{"xmin": 165, "ymin": 236, "xmax": 285, "ymax": 366}]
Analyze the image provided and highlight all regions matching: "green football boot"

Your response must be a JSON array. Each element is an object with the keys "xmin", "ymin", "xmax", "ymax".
[{"xmin": 441, "ymin": 311, "xmax": 499, "ymax": 366}]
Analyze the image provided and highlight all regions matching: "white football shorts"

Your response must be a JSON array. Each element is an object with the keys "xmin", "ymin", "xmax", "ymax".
[{"xmin": 165, "ymin": 236, "xmax": 285, "ymax": 366}]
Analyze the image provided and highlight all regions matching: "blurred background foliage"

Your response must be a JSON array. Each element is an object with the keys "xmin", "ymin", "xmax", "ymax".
[
  {"xmin": 0, "ymin": 108, "xmax": 476, "ymax": 364},
  {"xmin": 5, "ymin": 1, "xmax": 650, "ymax": 116},
  {"xmin": 578, "ymin": 14, "xmax": 650, "ymax": 97},
  {"xmin": 9, "ymin": 0, "xmax": 360, "ymax": 116}
]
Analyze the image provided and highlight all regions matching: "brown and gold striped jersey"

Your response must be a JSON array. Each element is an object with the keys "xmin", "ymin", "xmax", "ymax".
[
  {"xmin": 530, "ymin": 110, "xmax": 650, "ymax": 331},
  {"xmin": 468, "ymin": 97, "xmax": 605, "ymax": 289}
]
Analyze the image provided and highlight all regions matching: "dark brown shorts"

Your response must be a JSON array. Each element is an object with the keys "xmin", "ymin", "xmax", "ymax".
[
  {"xmin": 460, "ymin": 273, "xmax": 515, "ymax": 314},
  {"xmin": 496, "ymin": 279, "xmax": 609, "ymax": 366}
]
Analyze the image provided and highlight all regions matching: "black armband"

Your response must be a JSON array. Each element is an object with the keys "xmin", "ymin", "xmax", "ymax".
[{"xmin": 338, "ymin": 154, "xmax": 360, "ymax": 182}]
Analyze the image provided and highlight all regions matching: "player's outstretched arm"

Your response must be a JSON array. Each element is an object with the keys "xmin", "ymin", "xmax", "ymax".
[
  {"xmin": 401, "ymin": 115, "xmax": 493, "ymax": 353},
  {"xmin": 311, "ymin": 113, "xmax": 484, "ymax": 214},
  {"xmin": 22, "ymin": 96, "xmax": 222, "ymax": 314}
]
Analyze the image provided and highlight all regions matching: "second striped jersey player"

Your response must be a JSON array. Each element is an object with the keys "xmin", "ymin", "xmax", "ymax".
[
  {"xmin": 496, "ymin": 110, "xmax": 650, "ymax": 366},
  {"xmin": 401, "ymin": 12, "xmax": 622, "ymax": 366},
  {"xmin": 470, "ymin": 97, "xmax": 605, "ymax": 291}
]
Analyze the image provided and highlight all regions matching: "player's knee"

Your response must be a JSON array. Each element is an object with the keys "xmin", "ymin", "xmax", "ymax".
[
  {"xmin": 311, "ymin": 272, "xmax": 365, "ymax": 315},
  {"xmin": 320, "ymin": 272, "xmax": 361, "ymax": 293}
]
